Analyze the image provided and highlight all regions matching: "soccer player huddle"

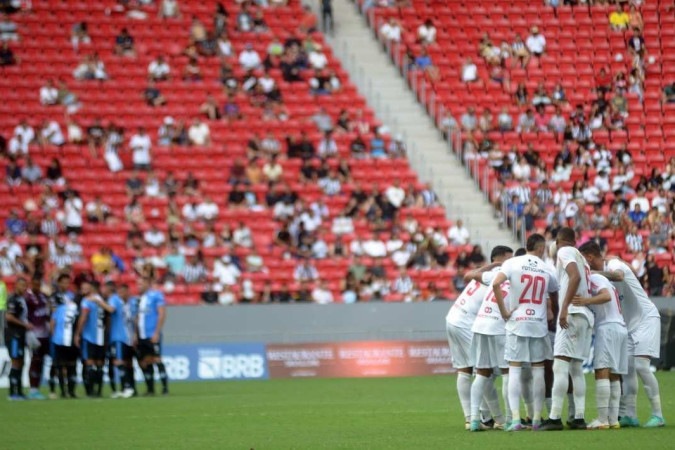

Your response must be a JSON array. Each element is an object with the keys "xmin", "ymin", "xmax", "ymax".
[
  {"xmin": 4, "ymin": 275, "xmax": 169, "ymax": 401},
  {"xmin": 446, "ymin": 228, "xmax": 665, "ymax": 431}
]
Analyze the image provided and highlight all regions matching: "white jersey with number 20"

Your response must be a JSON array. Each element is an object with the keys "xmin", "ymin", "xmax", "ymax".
[{"xmin": 498, "ymin": 254, "xmax": 559, "ymax": 338}]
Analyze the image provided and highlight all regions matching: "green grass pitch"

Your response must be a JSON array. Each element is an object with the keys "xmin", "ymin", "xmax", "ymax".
[{"xmin": 2, "ymin": 374, "xmax": 675, "ymax": 449}]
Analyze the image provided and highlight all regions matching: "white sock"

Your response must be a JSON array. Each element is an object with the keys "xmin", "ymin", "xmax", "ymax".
[
  {"xmin": 532, "ymin": 366, "xmax": 545, "ymax": 423},
  {"xmin": 635, "ymin": 357, "xmax": 662, "ymax": 417},
  {"xmin": 595, "ymin": 379, "xmax": 610, "ymax": 424},
  {"xmin": 485, "ymin": 374, "xmax": 504, "ymax": 424},
  {"xmin": 480, "ymin": 398, "xmax": 492, "ymax": 422},
  {"xmin": 545, "ymin": 397, "xmax": 552, "ymax": 416},
  {"xmin": 609, "ymin": 380, "xmax": 621, "ymax": 426},
  {"xmin": 622, "ymin": 357, "xmax": 638, "ymax": 418},
  {"xmin": 570, "ymin": 360, "xmax": 586, "ymax": 419},
  {"xmin": 521, "ymin": 366, "xmax": 534, "ymax": 419},
  {"xmin": 508, "ymin": 366, "xmax": 522, "ymax": 422},
  {"xmin": 549, "ymin": 359, "xmax": 570, "ymax": 420},
  {"xmin": 568, "ymin": 393, "xmax": 576, "ymax": 420},
  {"xmin": 502, "ymin": 374, "xmax": 511, "ymax": 423},
  {"xmin": 457, "ymin": 372, "xmax": 473, "ymax": 422},
  {"xmin": 470, "ymin": 375, "xmax": 488, "ymax": 422}
]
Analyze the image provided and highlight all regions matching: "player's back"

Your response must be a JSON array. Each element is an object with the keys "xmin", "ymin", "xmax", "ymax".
[
  {"xmin": 500, "ymin": 254, "xmax": 558, "ymax": 338},
  {"xmin": 606, "ymin": 258, "xmax": 659, "ymax": 331},
  {"xmin": 52, "ymin": 302, "xmax": 78, "ymax": 346},
  {"xmin": 556, "ymin": 245, "xmax": 594, "ymax": 322},
  {"xmin": 446, "ymin": 279, "xmax": 487, "ymax": 329},
  {"xmin": 472, "ymin": 278, "xmax": 510, "ymax": 336},
  {"xmin": 138, "ymin": 289, "xmax": 165, "ymax": 339},
  {"xmin": 589, "ymin": 274, "xmax": 625, "ymax": 328},
  {"xmin": 82, "ymin": 296, "xmax": 105, "ymax": 345}
]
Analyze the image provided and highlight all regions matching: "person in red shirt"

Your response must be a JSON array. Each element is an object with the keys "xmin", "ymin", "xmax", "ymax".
[{"xmin": 595, "ymin": 68, "xmax": 613, "ymax": 95}]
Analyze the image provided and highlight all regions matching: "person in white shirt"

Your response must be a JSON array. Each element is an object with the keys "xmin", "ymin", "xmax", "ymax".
[
  {"xmin": 188, "ymin": 118, "xmax": 210, "ymax": 146},
  {"xmin": 385, "ymin": 180, "xmax": 405, "ymax": 210},
  {"xmin": 447, "ymin": 219, "xmax": 470, "ymax": 246},
  {"xmin": 144, "ymin": 225, "xmax": 166, "ymax": 248},
  {"xmin": 129, "ymin": 127, "xmax": 152, "ymax": 170},
  {"xmin": 196, "ymin": 196, "xmax": 219, "ymax": 222},
  {"xmin": 466, "ymin": 246, "xmax": 514, "ymax": 431},
  {"xmin": 628, "ymin": 188, "xmax": 650, "ymax": 212},
  {"xmin": 148, "ymin": 55, "xmax": 171, "ymax": 81},
  {"xmin": 579, "ymin": 242, "xmax": 665, "ymax": 428},
  {"xmin": 181, "ymin": 201, "xmax": 198, "ymax": 222},
  {"xmin": 331, "ymin": 213, "xmax": 354, "ymax": 235},
  {"xmin": 491, "ymin": 234, "xmax": 559, "ymax": 431},
  {"xmin": 14, "ymin": 120, "xmax": 35, "ymax": 147},
  {"xmin": 238, "ymin": 44, "xmax": 261, "ymax": 70},
  {"xmin": 525, "ymin": 26, "xmax": 546, "ymax": 61},
  {"xmin": 40, "ymin": 79, "xmax": 59, "ymax": 105},
  {"xmin": 392, "ymin": 267, "xmax": 414, "ymax": 299},
  {"xmin": 63, "ymin": 191, "xmax": 84, "ymax": 234},
  {"xmin": 651, "ymin": 188, "xmax": 668, "ymax": 214},
  {"xmin": 571, "ymin": 273, "xmax": 627, "ymax": 429},
  {"xmin": 417, "ymin": 19, "xmax": 436, "ymax": 44},
  {"xmin": 447, "ymin": 246, "xmax": 513, "ymax": 430},
  {"xmin": 582, "ymin": 181, "xmax": 601, "ymax": 204},
  {"xmin": 317, "ymin": 131, "xmax": 338, "ymax": 158},
  {"xmin": 594, "ymin": 170, "xmax": 611, "ymax": 193},
  {"xmin": 540, "ymin": 228, "xmax": 594, "ymax": 431},
  {"xmin": 8, "ymin": 134, "xmax": 27, "ymax": 157},
  {"xmin": 39, "ymin": 120, "xmax": 65, "ymax": 147},
  {"xmin": 212, "ymin": 255, "xmax": 241, "ymax": 286},
  {"xmin": 311, "ymin": 281, "xmax": 334, "ymax": 305},
  {"xmin": 293, "ymin": 259, "xmax": 318, "ymax": 282},
  {"xmin": 311, "ymin": 233, "xmax": 328, "ymax": 259},
  {"xmin": 232, "ymin": 222, "xmax": 252, "ymax": 248},
  {"xmin": 362, "ymin": 233, "xmax": 386, "ymax": 258},
  {"xmin": 461, "ymin": 58, "xmax": 477, "ymax": 83},
  {"xmin": 379, "ymin": 17, "xmax": 402, "ymax": 43},
  {"xmin": 144, "ymin": 172, "xmax": 162, "ymax": 197},
  {"xmin": 308, "ymin": 46, "xmax": 328, "ymax": 70}
]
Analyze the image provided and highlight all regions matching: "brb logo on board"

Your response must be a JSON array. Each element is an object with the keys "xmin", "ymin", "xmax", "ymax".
[{"xmin": 197, "ymin": 346, "xmax": 268, "ymax": 380}]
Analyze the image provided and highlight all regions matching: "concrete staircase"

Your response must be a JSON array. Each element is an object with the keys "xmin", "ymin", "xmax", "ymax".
[{"xmin": 318, "ymin": 1, "xmax": 520, "ymax": 253}]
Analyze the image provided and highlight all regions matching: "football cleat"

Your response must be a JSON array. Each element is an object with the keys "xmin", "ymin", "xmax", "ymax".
[
  {"xmin": 644, "ymin": 416, "xmax": 665, "ymax": 428},
  {"xmin": 619, "ymin": 416, "xmax": 640, "ymax": 428},
  {"xmin": 587, "ymin": 419, "xmax": 610, "ymax": 430}
]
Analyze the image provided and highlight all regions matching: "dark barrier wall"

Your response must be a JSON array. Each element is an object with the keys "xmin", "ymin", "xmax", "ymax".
[{"xmin": 163, "ymin": 299, "xmax": 675, "ymax": 343}]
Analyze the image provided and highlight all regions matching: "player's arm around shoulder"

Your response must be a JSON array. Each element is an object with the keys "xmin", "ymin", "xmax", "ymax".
[{"xmin": 464, "ymin": 262, "xmax": 500, "ymax": 283}]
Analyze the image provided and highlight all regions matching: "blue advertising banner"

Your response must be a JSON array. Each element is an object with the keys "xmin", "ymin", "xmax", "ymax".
[{"xmin": 161, "ymin": 343, "xmax": 269, "ymax": 381}]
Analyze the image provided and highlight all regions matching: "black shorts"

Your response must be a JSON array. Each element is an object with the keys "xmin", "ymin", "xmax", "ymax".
[
  {"xmin": 6, "ymin": 333, "xmax": 25, "ymax": 360},
  {"xmin": 137, "ymin": 338, "xmax": 162, "ymax": 360},
  {"xmin": 54, "ymin": 345, "xmax": 79, "ymax": 364},
  {"xmin": 81, "ymin": 340, "xmax": 105, "ymax": 361},
  {"xmin": 110, "ymin": 341, "xmax": 134, "ymax": 361}
]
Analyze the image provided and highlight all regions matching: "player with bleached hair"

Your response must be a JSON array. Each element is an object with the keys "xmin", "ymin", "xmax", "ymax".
[{"xmin": 491, "ymin": 234, "xmax": 559, "ymax": 431}]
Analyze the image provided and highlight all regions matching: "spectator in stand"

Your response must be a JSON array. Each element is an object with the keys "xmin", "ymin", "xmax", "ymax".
[
  {"xmin": 447, "ymin": 219, "xmax": 470, "ymax": 246},
  {"xmin": 62, "ymin": 190, "xmax": 83, "ymax": 234},
  {"xmin": 525, "ymin": 26, "xmax": 546, "ymax": 65},
  {"xmin": 66, "ymin": 118, "xmax": 84, "ymax": 144},
  {"xmin": 263, "ymin": 154, "xmax": 283, "ymax": 183},
  {"xmin": 548, "ymin": 105, "xmax": 566, "ymax": 135},
  {"xmin": 628, "ymin": 203, "xmax": 647, "ymax": 227},
  {"xmin": 239, "ymin": 43, "xmax": 262, "ymax": 70},
  {"xmin": 380, "ymin": 17, "xmax": 402, "ymax": 43},
  {"xmin": 114, "ymin": 28, "xmax": 135, "ymax": 56},
  {"xmin": 0, "ymin": 41, "xmax": 15, "ymax": 66},
  {"xmin": 417, "ymin": 19, "xmax": 436, "ymax": 44},
  {"xmin": 38, "ymin": 120, "xmax": 65, "ymax": 147},
  {"xmin": 609, "ymin": 4, "xmax": 630, "ymax": 31},
  {"xmin": 317, "ymin": 131, "xmax": 338, "ymax": 158},
  {"xmin": 182, "ymin": 57, "xmax": 202, "ymax": 81},
  {"xmin": 148, "ymin": 55, "xmax": 171, "ymax": 81},
  {"xmin": 143, "ymin": 224, "xmax": 166, "ymax": 249},
  {"xmin": 626, "ymin": 28, "xmax": 646, "ymax": 62},
  {"xmin": 413, "ymin": 47, "xmax": 439, "ymax": 80},
  {"xmin": 144, "ymin": 80, "xmax": 167, "ymax": 107},
  {"xmin": 294, "ymin": 258, "xmax": 319, "ymax": 282},
  {"xmin": 311, "ymin": 281, "xmax": 334, "ymax": 304},
  {"xmin": 39, "ymin": 79, "xmax": 59, "ymax": 106},
  {"xmin": 188, "ymin": 118, "xmax": 211, "ymax": 146},
  {"xmin": 308, "ymin": 45, "xmax": 328, "ymax": 70},
  {"xmin": 531, "ymin": 82, "xmax": 551, "ymax": 106},
  {"xmin": 516, "ymin": 108, "xmax": 536, "ymax": 133},
  {"xmin": 129, "ymin": 127, "xmax": 152, "ymax": 170},
  {"xmin": 0, "ymin": 13, "xmax": 18, "ymax": 41},
  {"xmin": 196, "ymin": 196, "xmax": 219, "ymax": 223},
  {"xmin": 182, "ymin": 253, "xmax": 207, "ymax": 284},
  {"xmin": 625, "ymin": 224, "xmax": 643, "ymax": 253},
  {"xmin": 70, "ymin": 22, "xmax": 90, "ymax": 51},
  {"xmin": 298, "ymin": 4, "xmax": 318, "ymax": 33},
  {"xmin": 662, "ymin": 82, "xmax": 675, "ymax": 104},
  {"xmin": 163, "ymin": 243, "xmax": 185, "ymax": 280},
  {"xmin": 73, "ymin": 53, "xmax": 107, "ymax": 80},
  {"xmin": 318, "ymin": 170, "xmax": 341, "ymax": 196},
  {"xmin": 20, "ymin": 157, "xmax": 41, "ymax": 184},
  {"xmin": 232, "ymin": 222, "xmax": 253, "ymax": 249},
  {"xmin": 85, "ymin": 196, "xmax": 111, "ymax": 223},
  {"xmin": 461, "ymin": 58, "xmax": 477, "ymax": 83},
  {"xmin": 5, "ymin": 156, "xmax": 21, "ymax": 186},
  {"xmin": 159, "ymin": 0, "xmax": 180, "ymax": 18},
  {"xmin": 511, "ymin": 34, "xmax": 530, "ymax": 68},
  {"xmin": 495, "ymin": 107, "xmax": 513, "ymax": 132},
  {"xmin": 460, "ymin": 107, "xmax": 478, "ymax": 133}
]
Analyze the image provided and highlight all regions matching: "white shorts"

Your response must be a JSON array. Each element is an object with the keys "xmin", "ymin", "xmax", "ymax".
[
  {"xmin": 594, "ymin": 323, "xmax": 628, "ymax": 375},
  {"xmin": 504, "ymin": 333, "xmax": 553, "ymax": 363},
  {"xmin": 554, "ymin": 314, "xmax": 592, "ymax": 360},
  {"xmin": 472, "ymin": 333, "xmax": 508, "ymax": 369},
  {"xmin": 628, "ymin": 316, "xmax": 661, "ymax": 358},
  {"xmin": 446, "ymin": 323, "xmax": 474, "ymax": 369}
]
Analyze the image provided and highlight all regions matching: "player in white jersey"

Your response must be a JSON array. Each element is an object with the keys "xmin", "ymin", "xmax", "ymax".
[
  {"xmin": 492, "ymin": 234, "xmax": 559, "ymax": 431},
  {"xmin": 572, "ymin": 273, "xmax": 628, "ymax": 429},
  {"xmin": 578, "ymin": 241, "xmax": 665, "ymax": 428},
  {"xmin": 541, "ymin": 227, "xmax": 594, "ymax": 431},
  {"xmin": 463, "ymin": 246, "xmax": 514, "ymax": 431},
  {"xmin": 446, "ymin": 246, "xmax": 513, "ymax": 429}
]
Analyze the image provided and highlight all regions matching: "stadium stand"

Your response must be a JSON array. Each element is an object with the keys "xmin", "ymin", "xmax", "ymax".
[
  {"xmin": 0, "ymin": 0, "xmax": 477, "ymax": 304},
  {"xmin": 361, "ymin": 0, "xmax": 675, "ymax": 296}
]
